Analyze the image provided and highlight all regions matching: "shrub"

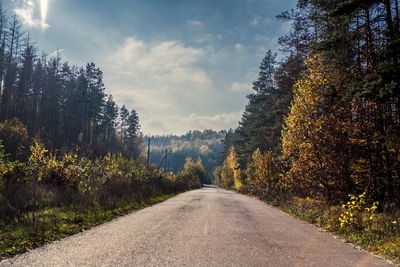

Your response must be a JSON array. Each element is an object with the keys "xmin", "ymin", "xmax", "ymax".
[
  {"xmin": 176, "ymin": 157, "xmax": 204, "ymax": 189},
  {"xmin": 0, "ymin": 142, "xmax": 19, "ymax": 218},
  {"xmin": 0, "ymin": 139, "xmax": 201, "ymax": 223},
  {"xmin": 338, "ymin": 192, "xmax": 378, "ymax": 231},
  {"xmin": 0, "ymin": 118, "xmax": 29, "ymax": 159}
]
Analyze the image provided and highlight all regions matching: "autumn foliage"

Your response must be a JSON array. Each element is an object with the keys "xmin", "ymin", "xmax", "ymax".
[
  {"xmin": 282, "ymin": 54, "xmax": 355, "ymax": 200},
  {"xmin": 0, "ymin": 138, "xmax": 203, "ymax": 220},
  {"xmin": 216, "ymin": 146, "xmax": 243, "ymax": 190},
  {"xmin": 217, "ymin": 53, "xmax": 400, "ymax": 206}
]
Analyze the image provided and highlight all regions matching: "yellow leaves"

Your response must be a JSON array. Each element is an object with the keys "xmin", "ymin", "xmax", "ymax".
[
  {"xmin": 339, "ymin": 192, "xmax": 379, "ymax": 229},
  {"xmin": 246, "ymin": 149, "xmax": 279, "ymax": 190},
  {"xmin": 177, "ymin": 156, "xmax": 205, "ymax": 188},
  {"xmin": 184, "ymin": 157, "xmax": 194, "ymax": 170},
  {"xmin": 281, "ymin": 53, "xmax": 354, "ymax": 198},
  {"xmin": 226, "ymin": 146, "xmax": 240, "ymax": 188},
  {"xmin": 28, "ymin": 139, "xmax": 48, "ymax": 165},
  {"xmin": 220, "ymin": 146, "xmax": 243, "ymax": 190},
  {"xmin": 26, "ymin": 140, "xmax": 55, "ymax": 182},
  {"xmin": 226, "ymin": 146, "xmax": 239, "ymax": 170},
  {"xmin": 0, "ymin": 143, "xmax": 18, "ymax": 176}
]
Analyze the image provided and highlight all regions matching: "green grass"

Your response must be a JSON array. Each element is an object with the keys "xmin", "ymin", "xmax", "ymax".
[
  {"xmin": 272, "ymin": 200, "xmax": 400, "ymax": 265},
  {"xmin": 0, "ymin": 193, "xmax": 179, "ymax": 259}
]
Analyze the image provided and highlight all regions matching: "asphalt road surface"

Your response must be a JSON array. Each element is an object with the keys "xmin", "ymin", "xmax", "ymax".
[{"xmin": 0, "ymin": 186, "xmax": 394, "ymax": 267}]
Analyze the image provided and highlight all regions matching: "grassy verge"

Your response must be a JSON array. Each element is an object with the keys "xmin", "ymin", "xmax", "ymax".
[
  {"xmin": 242, "ymin": 190, "xmax": 400, "ymax": 265},
  {"xmin": 280, "ymin": 205, "xmax": 400, "ymax": 265},
  {"xmin": 0, "ymin": 193, "xmax": 180, "ymax": 260}
]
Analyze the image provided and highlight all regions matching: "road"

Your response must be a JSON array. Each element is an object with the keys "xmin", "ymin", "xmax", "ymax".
[{"xmin": 0, "ymin": 186, "xmax": 394, "ymax": 267}]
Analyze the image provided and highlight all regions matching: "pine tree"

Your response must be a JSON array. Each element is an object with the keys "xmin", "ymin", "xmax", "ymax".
[
  {"xmin": 235, "ymin": 50, "xmax": 279, "ymax": 162},
  {"xmin": 102, "ymin": 95, "xmax": 118, "ymax": 153},
  {"xmin": 125, "ymin": 109, "xmax": 140, "ymax": 158},
  {"xmin": 119, "ymin": 105, "xmax": 129, "ymax": 143},
  {"xmin": 1, "ymin": 15, "xmax": 23, "ymax": 121},
  {"xmin": 15, "ymin": 42, "xmax": 34, "ymax": 123}
]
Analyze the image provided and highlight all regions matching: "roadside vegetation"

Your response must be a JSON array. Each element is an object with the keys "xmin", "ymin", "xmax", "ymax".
[
  {"xmin": 214, "ymin": 0, "xmax": 400, "ymax": 264},
  {"xmin": 0, "ymin": 131, "xmax": 204, "ymax": 259}
]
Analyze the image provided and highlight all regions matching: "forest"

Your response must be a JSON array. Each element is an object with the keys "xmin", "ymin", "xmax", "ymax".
[
  {"xmin": 0, "ymin": 4, "xmax": 205, "ymax": 258},
  {"xmin": 214, "ymin": 0, "xmax": 400, "ymax": 261},
  {"xmin": 1, "ymin": 0, "xmax": 400, "ymax": 262},
  {"xmin": 148, "ymin": 129, "xmax": 226, "ymax": 184},
  {"xmin": 0, "ymin": 16, "xmax": 141, "ymax": 159}
]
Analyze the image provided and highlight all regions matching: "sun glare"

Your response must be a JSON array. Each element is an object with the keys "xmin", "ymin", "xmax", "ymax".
[{"xmin": 40, "ymin": 0, "xmax": 48, "ymax": 25}]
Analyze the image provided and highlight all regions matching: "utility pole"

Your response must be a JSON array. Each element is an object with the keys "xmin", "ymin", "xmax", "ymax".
[
  {"xmin": 158, "ymin": 149, "xmax": 168, "ymax": 172},
  {"xmin": 147, "ymin": 138, "xmax": 151, "ymax": 166},
  {"xmin": 77, "ymin": 86, "xmax": 91, "ymax": 156},
  {"xmin": 164, "ymin": 149, "xmax": 168, "ymax": 172}
]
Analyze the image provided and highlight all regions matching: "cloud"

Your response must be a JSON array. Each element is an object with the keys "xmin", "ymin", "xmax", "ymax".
[
  {"xmin": 250, "ymin": 15, "xmax": 272, "ymax": 26},
  {"xmin": 234, "ymin": 43, "xmax": 245, "ymax": 51},
  {"xmin": 145, "ymin": 112, "xmax": 243, "ymax": 135},
  {"xmin": 253, "ymin": 34, "xmax": 280, "ymax": 51},
  {"xmin": 97, "ymin": 37, "xmax": 255, "ymax": 134},
  {"xmin": 13, "ymin": 0, "xmax": 49, "ymax": 29},
  {"xmin": 186, "ymin": 20, "xmax": 204, "ymax": 27},
  {"xmin": 231, "ymin": 82, "xmax": 251, "ymax": 93},
  {"xmin": 100, "ymin": 37, "xmax": 229, "ymax": 134},
  {"xmin": 48, "ymin": 49, "xmax": 64, "ymax": 58},
  {"xmin": 107, "ymin": 38, "xmax": 211, "ymax": 89},
  {"xmin": 195, "ymin": 33, "xmax": 218, "ymax": 44}
]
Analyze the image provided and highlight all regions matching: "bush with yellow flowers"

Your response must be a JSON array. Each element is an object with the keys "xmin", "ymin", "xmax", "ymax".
[{"xmin": 338, "ymin": 192, "xmax": 378, "ymax": 231}]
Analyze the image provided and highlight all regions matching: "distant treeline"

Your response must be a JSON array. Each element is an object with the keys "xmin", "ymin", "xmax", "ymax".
[
  {"xmin": 216, "ymin": 0, "xmax": 400, "ymax": 205},
  {"xmin": 0, "ymin": 6, "xmax": 140, "ymax": 159},
  {"xmin": 147, "ymin": 129, "xmax": 226, "ymax": 183}
]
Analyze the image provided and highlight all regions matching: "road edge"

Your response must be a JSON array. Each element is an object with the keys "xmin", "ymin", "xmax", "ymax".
[{"xmin": 232, "ymin": 190, "xmax": 397, "ymax": 267}]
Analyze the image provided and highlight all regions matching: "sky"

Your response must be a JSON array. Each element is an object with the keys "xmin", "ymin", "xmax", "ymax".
[{"xmin": 5, "ymin": 0, "xmax": 297, "ymax": 135}]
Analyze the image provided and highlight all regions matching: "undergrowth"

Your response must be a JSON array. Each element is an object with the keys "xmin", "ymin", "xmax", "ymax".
[
  {"xmin": 240, "ymin": 186, "xmax": 400, "ymax": 265},
  {"xmin": 0, "ymin": 193, "xmax": 178, "ymax": 259}
]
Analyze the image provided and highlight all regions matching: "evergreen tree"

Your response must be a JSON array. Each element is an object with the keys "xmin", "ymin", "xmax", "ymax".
[
  {"xmin": 0, "ymin": 9, "xmax": 142, "ymax": 161},
  {"xmin": 125, "ymin": 109, "xmax": 140, "ymax": 158},
  {"xmin": 235, "ymin": 50, "xmax": 280, "ymax": 163},
  {"xmin": 119, "ymin": 105, "xmax": 129, "ymax": 142}
]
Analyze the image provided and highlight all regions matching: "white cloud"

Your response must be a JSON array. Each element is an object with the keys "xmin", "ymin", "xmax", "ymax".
[
  {"xmin": 253, "ymin": 34, "xmax": 280, "ymax": 51},
  {"xmin": 145, "ymin": 111, "xmax": 242, "ymax": 135},
  {"xmin": 234, "ymin": 43, "xmax": 245, "ymax": 51},
  {"xmin": 13, "ymin": 0, "xmax": 49, "ymax": 29},
  {"xmin": 231, "ymin": 82, "xmax": 251, "ymax": 93},
  {"xmin": 251, "ymin": 15, "xmax": 272, "ymax": 26},
  {"xmin": 94, "ymin": 34, "xmax": 283, "ymax": 134},
  {"xmin": 195, "ymin": 33, "xmax": 217, "ymax": 44},
  {"xmin": 108, "ymin": 38, "xmax": 211, "ymax": 89},
  {"xmin": 186, "ymin": 20, "xmax": 204, "ymax": 27},
  {"xmin": 251, "ymin": 18, "xmax": 258, "ymax": 26},
  {"xmin": 101, "ymin": 37, "xmax": 235, "ymax": 134},
  {"xmin": 48, "ymin": 49, "xmax": 64, "ymax": 58},
  {"xmin": 184, "ymin": 112, "xmax": 242, "ymax": 130},
  {"xmin": 97, "ymin": 37, "xmax": 255, "ymax": 134}
]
